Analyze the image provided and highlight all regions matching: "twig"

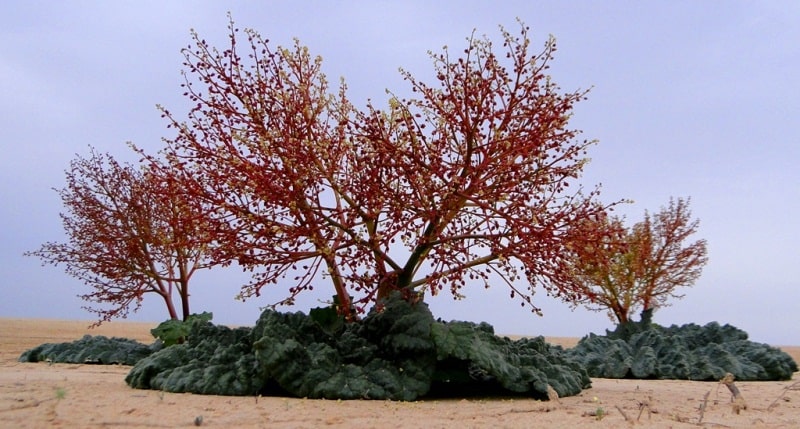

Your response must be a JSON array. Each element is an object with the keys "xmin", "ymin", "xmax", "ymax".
[
  {"xmin": 697, "ymin": 390, "xmax": 711, "ymax": 424},
  {"xmin": 582, "ymin": 408, "xmax": 607, "ymax": 420},
  {"xmin": 546, "ymin": 384, "xmax": 561, "ymax": 405},
  {"xmin": 0, "ymin": 398, "xmax": 51, "ymax": 413},
  {"xmin": 637, "ymin": 395, "xmax": 653, "ymax": 421},
  {"xmin": 95, "ymin": 422, "xmax": 174, "ymax": 427},
  {"xmin": 767, "ymin": 380, "xmax": 800, "ymax": 411},
  {"xmin": 615, "ymin": 405, "xmax": 631, "ymax": 422},
  {"xmin": 720, "ymin": 373, "xmax": 747, "ymax": 414},
  {"xmin": 699, "ymin": 422, "xmax": 732, "ymax": 428}
]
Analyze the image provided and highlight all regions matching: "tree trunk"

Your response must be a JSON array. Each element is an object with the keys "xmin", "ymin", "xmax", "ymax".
[
  {"xmin": 376, "ymin": 270, "xmax": 400, "ymax": 301},
  {"xmin": 180, "ymin": 280, "xmax": 190, "ymax": 321},
  {"xmin": 163, "ymin": 292, "xmax": 178, "ymax": 320},
  {"xmin": 614, "ymin": 304, "xmax": 629, "ymax": 325}
]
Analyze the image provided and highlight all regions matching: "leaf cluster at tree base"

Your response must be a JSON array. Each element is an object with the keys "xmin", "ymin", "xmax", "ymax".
[
  {"xmin": 124, "ymin": 293, "xmax": 589, "ymax": 400},
  {"xmin": 567, "ymin": 311, "xmax": 798, "ymax": 381}
]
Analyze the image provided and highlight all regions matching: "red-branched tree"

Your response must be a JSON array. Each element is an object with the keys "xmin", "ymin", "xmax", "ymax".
[
  {"xmin": 26, "ymin": 147, "xmax": 216, "ymax": 325},
  {"xmin": 563, "ymin": 197, "xmax": 709, "ymax": 324},
  {"xmin": 151, "ymin": 19, "xmax": 619, "ymax": 320}
]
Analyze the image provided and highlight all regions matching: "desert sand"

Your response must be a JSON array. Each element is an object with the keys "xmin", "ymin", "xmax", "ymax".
[{"xmin": 1, "ymin": 318, "xmax": 798, "ymax": 428}]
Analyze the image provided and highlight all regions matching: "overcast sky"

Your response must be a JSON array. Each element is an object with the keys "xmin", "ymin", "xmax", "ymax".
[{"xmin": 2, "ymin": 1, "xmax": 798, "ymax": 345}]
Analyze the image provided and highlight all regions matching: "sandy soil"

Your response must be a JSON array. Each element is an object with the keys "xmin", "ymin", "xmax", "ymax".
[{"xmin": 1, "ymin": 318, "xmax": 798, "ymax": 428}]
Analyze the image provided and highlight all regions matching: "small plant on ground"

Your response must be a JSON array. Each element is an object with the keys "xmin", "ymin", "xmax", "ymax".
[{"xmin": 595, "ymin": 406, "xmax": 605, "ymax": 420}]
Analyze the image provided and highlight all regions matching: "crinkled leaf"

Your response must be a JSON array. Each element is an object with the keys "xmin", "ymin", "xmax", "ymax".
[
  {"xmin": 19, "ymin": 334, "xmax": 159, "ymax": 365},
  {"xmin": 126, "ymin": 321, "xmax": 262, "ymax": 395},
  {"xmin": 431, "ymin": 320, "xmax": 590, "ymax": 399},
  {"xmin": 569, "ymin": 321, "xmax": 798, "ymax": 381}
]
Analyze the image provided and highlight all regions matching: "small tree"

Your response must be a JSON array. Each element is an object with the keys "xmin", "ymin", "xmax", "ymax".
[
  {"xmin": 563, "ymin": 197, "xmax": 709, "ymax": 324},
  {"xmin": 150, "ymin": 19, "xmax": 619, "ymax": 319},
  {"xmin": 26, "ymin": 147, "xmax": 216, "ymax": 325}
]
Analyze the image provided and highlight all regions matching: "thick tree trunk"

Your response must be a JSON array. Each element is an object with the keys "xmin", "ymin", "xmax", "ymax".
[{"xmin": 376, "ymin": 270, "xmax": 400, "ymax": 301}]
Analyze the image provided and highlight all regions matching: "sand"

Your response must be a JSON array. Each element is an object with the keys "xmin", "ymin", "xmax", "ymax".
[{"xmin": 1, "ymin": 318, "xmax": 798, "ymax": 428}]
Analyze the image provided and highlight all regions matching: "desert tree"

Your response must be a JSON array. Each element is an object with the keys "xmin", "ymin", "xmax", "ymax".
[
  {"xmin": 563, "ymin": 197, "xmax": 709, "ymax": 324},
  {"xmin": 26, "ymin": 147, "xmax": 217, "ymax": 325},
  {"xmin": 150, "ymin": 18, "xmax": 620, "ymax": 320}
]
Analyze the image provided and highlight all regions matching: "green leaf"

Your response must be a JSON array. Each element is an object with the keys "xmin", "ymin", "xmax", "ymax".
[
  {"xmin": 150, "ymin": 312, "xmax": 213, "ymax": 346},
  {"xmin": 309, "ymin": 299, "xmax": 344, "ymax": 336}
]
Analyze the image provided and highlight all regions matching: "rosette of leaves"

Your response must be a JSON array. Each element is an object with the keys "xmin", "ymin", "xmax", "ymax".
[
  {"xmin": 19, "ymin": 334, "xmax": 158, "ymax": 365},
  {"xmin": 430, "ymin": 320, "xmax": 590, "ymax": 399},
  {"xmin": 125, "ymin": 318, "xmax": 262, "ymax": 396},
  {"xmin": 125, "ymin": 292, "xmax": 593, "ymax": 399},
  {"xmin": 251, "ymin": 292, "xmax": 437, "ymax": 401},
  {"xmin": 568, "ymin": 317, "xmax": 798, "ymax": 381}
]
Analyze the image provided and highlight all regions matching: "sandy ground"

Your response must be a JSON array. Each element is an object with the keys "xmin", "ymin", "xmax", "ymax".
[{"xmin": 1, "ymin": 318, "xmax": 798, "ymax": 428}]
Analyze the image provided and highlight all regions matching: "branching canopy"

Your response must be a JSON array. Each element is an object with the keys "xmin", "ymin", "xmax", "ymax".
[{"xmin": 151, "ymin": 18, "xmax": 619, "ymax": 318}]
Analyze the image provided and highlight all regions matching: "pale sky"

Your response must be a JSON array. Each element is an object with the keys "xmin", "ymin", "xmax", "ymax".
[{"xmin": 2, "ymin": 1, "xmax": 798, "ymax": 345}]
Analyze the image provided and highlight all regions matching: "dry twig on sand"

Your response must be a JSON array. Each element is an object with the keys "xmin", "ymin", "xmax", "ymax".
[
  {"xmin": 546, "ymin": 384, "xmax": 560, "ymax": 404},
  {"xmin": 767, "ymin": 380, "xmax": 800, "ymax": 411},
  {"xmin": 637, "ymin": 395, "xmax": 653, "ymax": 421},
  {"xmin": 615, "ymin": 405, "xmax": 631, "ymax": 422},
  {"xmin": 697, "ymin": 390, "xmax": 711, "ymax": 424},
  {"xmin": 0, "ymin": 398, "xmax": 49, "ymax": 413},
  {"xmin": 720, "ymin": 373, "xmax": 747, "ymax": 414}
]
